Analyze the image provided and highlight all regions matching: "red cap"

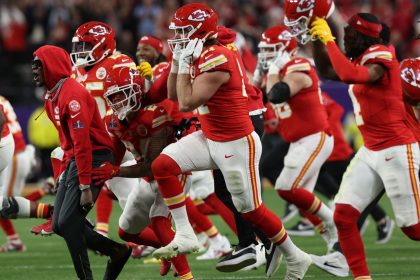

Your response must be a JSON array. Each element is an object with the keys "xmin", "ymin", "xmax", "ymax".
[
  {"xmin": 348, "ymin": 14, "xmax": 382, "ymax": 38},
  {"xmin": 138, "ymin": 36, "xmax": 163, "ymax": 54}
]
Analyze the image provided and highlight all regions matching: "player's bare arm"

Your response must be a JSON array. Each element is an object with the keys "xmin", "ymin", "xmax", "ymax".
[
  {"xmin": 117, "ymin": 126, "xmax": 174, "ymax": 178},
  {"xmin": 167, "ymin": 71, "xmax": 178, "ymax": 101},
  {"xmin": 177, "ymin": 71, "xmax": 229, "ymax": 112}
]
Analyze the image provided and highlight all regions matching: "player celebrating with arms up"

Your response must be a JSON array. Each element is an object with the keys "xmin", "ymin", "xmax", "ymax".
[
  {"xmin": 151, "ymin": 3, "xmax": 312, "ymax": 279},
  {"xmin": 310, "ymin": 13, "xmax": 420, "ymax": 279}
]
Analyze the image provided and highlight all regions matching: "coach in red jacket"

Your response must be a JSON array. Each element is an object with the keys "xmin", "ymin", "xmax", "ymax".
[{"xmin": 32, "ymin": 45, "xmax": 130, "ymax": 280}]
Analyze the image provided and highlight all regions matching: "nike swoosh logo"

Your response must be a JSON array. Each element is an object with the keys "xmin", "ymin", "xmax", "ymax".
[
  {"xmin": 323, "ymin": 261, "xmax": 342, "ymax": 269},
  {"xmin": 224, "ymin": 154, "xmax": 234, "ymax": 158},
  {"xmin": 265, "ymin": 243, "xmax": 273, "ymax": 255},
  {"xmin": 70, "ymin": 112, "xmax": 80, "ymax": 119},
  {"xmin": 385, "ymin": 157, "xmax": 394, "ymax": 161},
  {"xmin": 205, "ymin": 55, "xmax": 213, "ymax": 60},
  {"xmin": 121, "ymin": 59, "xmax": 129, "ymax": 62},
  {"xmin": 231, "ymin": 246, "xmax": 251, "ymax": 256},
  {"xmin": 369, "ymin": 46, "xmax": 380, "ymax": 51},
  {"xmin": 295, "ymin": 59, "xmax": 302, "ymax": 63}
]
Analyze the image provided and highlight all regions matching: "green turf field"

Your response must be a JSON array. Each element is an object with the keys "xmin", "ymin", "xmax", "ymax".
[{"xmin": 1, "ymin": 188, "xmax": 419, "ymax": 280}]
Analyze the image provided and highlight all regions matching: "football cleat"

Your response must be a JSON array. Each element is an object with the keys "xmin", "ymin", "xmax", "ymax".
[
  {"xmin": 287, "ymin": 220, "xmax": 315, "ymax": 237},
  {"xmin": 310, "ymin": 251, "xmax": 349, "ymax": 277},
  {"xmin": 129, "ymin": 244, "xmax": 156, "ymax": 259},
  {"xmin": 216, "ymin": 243, "xmax": 257, "ymax": 272},
  {"xmin": 152, "ymin": 231, "xmax": 200, "ymax": 259},
  {"xmin": 160, "ymin": 259, "xmax": 172, "ymax": 276},
  {"xmin": 196, "ymin": 235, "xmax": 231, "ymax": 260},
  {"xmin": 31, "ymin": 218, "xmax": 54, "ymax": 236},
  {"xmin": 0, "ymin": 241, "xmax": 26, "ymax": 253},
  {"xmin": 284, "ymin": 248, "xmax": 312, "ymax": 280},
  {"xmin": 376, "ymin": 216, "xmax": 395, "ymax": 244},
  {"xmin": 265, "ymin": 243, "xmax": 283, "ymax": 278},
  {"xmin": 104, "ymin": 244, "xmax": 132, "ymax": 280},
  {"xmin": 241, "ymin": 242, "xmax": 266, "ymax": 271}
]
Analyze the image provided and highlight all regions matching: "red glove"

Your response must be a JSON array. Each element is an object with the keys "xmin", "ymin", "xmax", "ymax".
[{"xmin": 92, "ymin": 162, "xmax": 120, "ymax": 187}]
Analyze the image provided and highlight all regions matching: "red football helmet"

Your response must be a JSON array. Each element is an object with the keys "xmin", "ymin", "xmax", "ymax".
[
  {"xmin": 104, "ymin": 67, "xmax": 144, "ymax": 120},
  {"xmin": 71, "ymin": 21, "xmax": 116, "ymax": 67},
  {"xmin": 284, "ymin": 0, "xmax": 335, "ymax": 45},
  {"xmin": 401, "ymin": 58, "xmax": 420, "ymax": 105},
  {"xmin": 168, "ymin": 3, "xmax": 218, "ymax": 52},
  {"xmin": 257, "ymin": 25, "xmax": 298, "ymax": 70}
]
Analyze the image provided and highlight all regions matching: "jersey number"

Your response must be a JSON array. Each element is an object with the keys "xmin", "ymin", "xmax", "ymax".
[
  {"xmin": 348, "ymin": 85, "xmax": 364, "ymax": 125},
  {"xmin": 273, "ymin": 102, "xmax": 292, "ymax": 119}
]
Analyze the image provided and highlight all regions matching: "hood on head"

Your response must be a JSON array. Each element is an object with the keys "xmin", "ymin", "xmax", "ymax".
[
  {"xmin": 217, "ymin": 25, "xmax": 237, "ymax": 45},
  {"xmin": 33, "ymin": 45, "xmax": 72, "ymax": 90}
]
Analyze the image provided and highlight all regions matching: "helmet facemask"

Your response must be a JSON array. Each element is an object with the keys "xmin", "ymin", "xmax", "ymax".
[
  {"xmin": 71, "ymin": 38, "xmax": 110, "ymax": 67},
  {"xmin": 257, "ymin": 42, "xmax": 288, "ymax": 71},
  {"xmin": 285, "ymin": 16, "xmax": 312, "ymax": 45},
  {"xmin": 104, "ymin": 83, "xmax": 142, "ymax": 120}
]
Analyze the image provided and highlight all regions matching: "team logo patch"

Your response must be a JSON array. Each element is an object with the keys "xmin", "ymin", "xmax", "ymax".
[
  {"xmin": 89, "ymin": 25, "xmax": 108, "ymax": 36},
  {"xmin": 296, "ymin": 0, "xmax": 315, "ymax": 13},
  {"xmin": 279, "ymin": 30, "xmax": 293, "ymax": 40},
  {"xmin": 69, "ymin": 100, "xmax": 81, "ymax": 112},
  {"xmin": 73, "ymin": 120, "xmax": 84, "ymax": 129},
  {"xmin": 188, "ymin": 10, "xmax": 209, "ymax": 22},
  {"xmin": 96, "ymin": 67, "xmax": 107, "ymax": 80},
  {"xmin": 401, "ymin": 67, "xmax": 420, "ymax": 88},
  {"xmin": 136, "ymin": 124, "xmax": 148, "ymax": 137}
]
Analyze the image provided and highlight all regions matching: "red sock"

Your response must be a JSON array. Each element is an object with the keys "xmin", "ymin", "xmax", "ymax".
[
  {"xmin": 95, "ymin": 187, "xmax": 113, "ymax": 236},
  {"xmin": 301, "ymin": 210, "xmax": 324, "ymax": 228},
  {"xmin": 118, "ymin": 226, "xmax": 162, "ymax": 248},
  {"xmin": 32, "ymin": 203, "xmax": 53, "ymax": 218},
  {"xmin": 151, "ymin": 217, "xmax": 191, "ymax": 277},
  {"xmin": 401, "ymin": 223, "xmax": 420, "ymax": 240},
  {"xmin": 25, "ymin": 189, "xmax": 45, "ymax": 201},
  {"xmin": 204, "ymin": 193, "xmax": 237, "ymax": 234},
  {"xmin": 334, "ymin": 204, "xmax": 369, "ymax": 278},
  {"xmin": 0, "ymin": 219, "xmax": 17, "ymax": 237},
  {"xmin": 278, "ymin": 188, "xmax": 322, "ymax": 214},
  {"xmin": 196, "ymin": 201, "xmax": 216, "ymax": 215},
  {"xmin": 152, "ymin": 155, "xmax": 185, "ymax": 210},
  {"xmin": 242, "ymin": 203, "xmax": 287, "ymax": 245},
  {"xmin": 185, "ymin": 197, "xmax": 218, "ymax": 237}
]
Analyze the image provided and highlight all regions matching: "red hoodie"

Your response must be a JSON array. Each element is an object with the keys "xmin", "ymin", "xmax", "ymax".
[{"xmin": 34, "ymin": 45, "xmax": 113, "ymax": 185}]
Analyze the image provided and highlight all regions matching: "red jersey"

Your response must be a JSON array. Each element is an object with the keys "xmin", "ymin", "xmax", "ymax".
[
  {"xmin": 322, "ymin": 93, "xmax": 353, "ymax": 161},
  {"xmin": 104, "ymin": 104, "xmax": 173, "ymax": 179},
  {"xmin": 351, "ymin": 44, "xmax": 416, "ymax": 150},
  {"xmin": 0, "ymin": 96, "xmax": 26, "ymax": 152},
  {"xmin": 35, "ymin": 46, "xmax": 113, "ymax": 185},
  {"xmin": 192, "ymin": 44, "xmax": 254, "ymax": 141},
  {"xmin": 0, "ymin": 104, "xmax": 10, "ymax": 138},
  {"xmin": 274, "ymin": 57, "xmax": 329, "ymax": 142},
  {"xmin": 71, "ymin": 53, "xmax": 136, "ymax": 119},
  {"xmin": 224, "ymin": 43, "xmax": 265, "ymax": 115}
]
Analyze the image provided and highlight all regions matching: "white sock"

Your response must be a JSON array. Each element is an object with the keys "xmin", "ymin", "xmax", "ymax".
[
  {"xmin": 210, "ymin": 233, "xmax": 223, "ymax": 242},
  {"xmin": 316, "ymin": 203, "xmax": 334, "ymax": 225},
  {"xmin": 14, "ymin": 196, "xmax": 31, "ymax": 218},
  {"xmin": 278, "ymin": 236, "xmax": 300, "ymax": 261},
  {"xmin": 171, "ymin": 205, "xmax": 193, "ymax": 233}
]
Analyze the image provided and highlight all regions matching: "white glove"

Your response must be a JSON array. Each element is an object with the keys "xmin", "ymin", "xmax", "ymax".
[
  {"xmin": 170, "ymin": 44, "xmax": 183, "ymax": 74},
  {"xmin": 252, "ymin": 68, "xmax": 264, "ymax": 86},
  {"xmin": 179, "ymin": 38, "xmax": 204, "ymax": 74},
  {"xmin": 273, "ymin": 50, "xmax": 291, "ymax": 70}
]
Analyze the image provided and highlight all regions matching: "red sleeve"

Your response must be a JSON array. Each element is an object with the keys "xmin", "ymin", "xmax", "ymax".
[
  {"xmin": 65, "ymin": 95, "xmax": 93, "ymax": 185},
  {"xmin": 326, "ymin": 42, "xmax": 370, "ymax": 83},
  {"xmin": 281, "ymin": 58, "xmax": 312, "ymax": 76},
  {"xmin": 197, "ymin": 47, "xmax": 232, "ymax": 74},
  {"xmin": 142, "ymin": 105, "xmax": 172, "ymax": 133},
  {"xmin": 144, "ymin": 63, "xmax": 170, "ymax": 105}
]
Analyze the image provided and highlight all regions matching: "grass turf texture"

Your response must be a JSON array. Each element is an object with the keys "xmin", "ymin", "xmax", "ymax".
[{"xmin": 0, "ymin": 187, "xmax": 419, "ymax": 280}]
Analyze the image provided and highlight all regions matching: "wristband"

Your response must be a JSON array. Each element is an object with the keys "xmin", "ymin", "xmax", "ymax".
[
  {"xmin": 178, "ymin": 62, "xmax": 190, "ymax": 75},
  {"xmin": 170, "ymin": 61, "xmax": 179, "ymax": 74},
  {"xmin": 79, "ymin": 184, "xmax": 90, "ymax": 191}
]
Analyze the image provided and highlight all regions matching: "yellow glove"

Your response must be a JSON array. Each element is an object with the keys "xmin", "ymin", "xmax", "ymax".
[
  {"xmin": 136, "ymin": 61, "xmax": 153, "ymax": 81},
  {"xmin": 310, "ymin": 17, "xmax": 335, "ymax": 45}
]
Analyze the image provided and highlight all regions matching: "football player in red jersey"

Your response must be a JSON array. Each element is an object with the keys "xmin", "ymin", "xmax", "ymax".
[
  {"xmin": 136, "ymin": 34, "xmax": 234, "ymax": 262},
  {"xmin": 150, "ymin": 3, "xmax": 312, "ymax": 278},
  {"xmin": 265, "ymin": 24, "xmax": 349, "ymax": 277},
  {"xmin": 70, "ymin": 21, "xmax": 140, "ymax": 238},
  {"xmin": 92, "ymin": 66, "xmax": 194, "ymax": 280},
  {"xmin": 0, "ymin": 104, "xmax": 14, "ymax": 216},
  {"xmin": 310, "ymin": 13, "xmax": 420, "ymax": 279}
]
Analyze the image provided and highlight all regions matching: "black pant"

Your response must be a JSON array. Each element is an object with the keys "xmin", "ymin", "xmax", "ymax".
[
  {"xmin": 53, "ymin": 150, "xmax": 121, "ymax": 280},
  {"xmin": 214, "ymin": 114, "xmax": 270, "ymax": 247}
]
